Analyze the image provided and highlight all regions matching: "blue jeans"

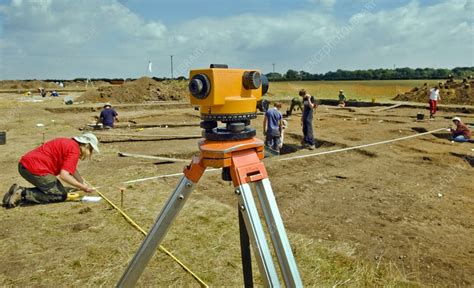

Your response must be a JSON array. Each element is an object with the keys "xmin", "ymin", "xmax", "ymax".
[
  {"xmin": 265, "ymin": 129, "xmax": 281, "ymax": 151},
  {"xmin": 452, "ymin": 135, "xmax": 469, "ymax": 142},
  {"xmin": 302, "ymin": 110, "xmax": 315, "ymax": 146}
]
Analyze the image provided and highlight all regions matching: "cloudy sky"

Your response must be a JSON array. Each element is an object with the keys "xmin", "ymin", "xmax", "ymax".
[{"xmin": 0, "ymin": 0, "xmax": 472, "ymax": 79}]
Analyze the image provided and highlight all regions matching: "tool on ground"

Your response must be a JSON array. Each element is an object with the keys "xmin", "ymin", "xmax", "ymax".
[
  {"xmin": 81, "ymin": 195, "xmax": 102, "ymax": 202},
  {"xmin": 118, "ymin": 65, "xmax": 302, "ymax": 287},
  {"xmin": 66, "ymin": 192, "xmax": 81, "ymax": 201}
]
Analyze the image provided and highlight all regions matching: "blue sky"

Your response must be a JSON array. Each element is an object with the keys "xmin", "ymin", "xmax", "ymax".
[{"xmin": 0, "ymin": 0, "xmax": 472, "ymax": 79}]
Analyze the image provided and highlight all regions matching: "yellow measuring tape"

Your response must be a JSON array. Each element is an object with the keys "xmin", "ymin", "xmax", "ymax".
[{"xmin": 83, "ymin": 180, "xmax": 209, "ymax": 287}]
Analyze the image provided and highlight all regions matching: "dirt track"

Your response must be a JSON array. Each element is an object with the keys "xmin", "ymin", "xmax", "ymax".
[{"xmin": 0, "ymin": 93, "xmax": 473, "ymax": 286}]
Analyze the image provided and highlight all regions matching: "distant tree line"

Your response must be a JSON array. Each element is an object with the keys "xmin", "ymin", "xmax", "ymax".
[
  {"xmin": 266, "ymin": 67, "xmax": 474, "ymax": 81},
  {"xmin": 33, "ymin": 67, "xmax": 474, "ymax": 83}
]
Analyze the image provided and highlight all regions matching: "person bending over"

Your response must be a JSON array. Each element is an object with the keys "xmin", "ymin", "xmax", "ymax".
[{"xmin": 2, "ymin": 133, "xmax": 99, "ymax": 208}]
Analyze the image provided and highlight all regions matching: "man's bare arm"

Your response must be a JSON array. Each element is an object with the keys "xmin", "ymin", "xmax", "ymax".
[
  {"xmin": 72, "ymin": 170, "xmax": 84, "ymax": 184},
  {"xmin": 59, "ymin": 170, "xmax": 94, "ymax": 192}
]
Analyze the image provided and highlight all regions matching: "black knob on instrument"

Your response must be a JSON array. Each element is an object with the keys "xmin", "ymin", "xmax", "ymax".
[
  {"xmin": 243, "ymin": 71, "xmax": 261, "ymax": 90},
  {"xmin": 189, "ymin": 74, "xmax": 211, "ymax": 99}
]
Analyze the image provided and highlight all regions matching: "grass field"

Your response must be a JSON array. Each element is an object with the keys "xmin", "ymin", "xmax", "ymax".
[{"xmin": 267, "ymin": 80, "xmax": 441, "ymax": 102}]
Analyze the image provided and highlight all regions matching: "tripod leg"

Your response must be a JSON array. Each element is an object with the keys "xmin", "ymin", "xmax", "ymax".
[
  {"xmin": 117, "ymin": 175, "xmax": 196, "ymax": 287},
  {"xmin": 237, "ymin": 183, "xmax": 280, "ymax": 287},
  {"xmin": 239, "ymin": 207, "xmax": 254, "ymax": 288},
  {"xmin": 255, "ymin": 178, "xmax": 303, "ymax": 287}
]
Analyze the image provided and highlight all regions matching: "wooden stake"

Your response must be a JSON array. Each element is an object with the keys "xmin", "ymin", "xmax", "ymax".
[{"xmin": 120, "ymin": 187, "xmax": 126, "ymax": 208}]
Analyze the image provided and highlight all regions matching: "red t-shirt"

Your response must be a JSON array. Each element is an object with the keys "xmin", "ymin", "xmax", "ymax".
[
  {"xmin": 453, "ymin": 123, "xmax": 472, "ymax": 139},
  {"xmin": 20, "ymin": 138, "xmax": 80, "ymax": 176}
]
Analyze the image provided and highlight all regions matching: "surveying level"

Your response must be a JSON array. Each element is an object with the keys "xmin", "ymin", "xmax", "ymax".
[{"xmin": 118, "ymin": 65, "xmax": 302, "ymax": 287}]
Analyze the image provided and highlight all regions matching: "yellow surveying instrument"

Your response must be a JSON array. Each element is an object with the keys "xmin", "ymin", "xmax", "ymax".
[{"xmin": 118, "ymin": 65, "xmax": 302, "ymax": 287}]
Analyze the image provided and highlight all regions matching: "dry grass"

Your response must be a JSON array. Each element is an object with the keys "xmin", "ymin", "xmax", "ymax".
[
  {"xmin": 1, "ymin": 93, "xmax": 455, "ymax": 287},
  {"xmin": 1, "ymin": 171, "xmax": 413, "ymax": 287},
  {"xmin": 267, "ymin": 80, "xmax": 440, "ymax": 102}
]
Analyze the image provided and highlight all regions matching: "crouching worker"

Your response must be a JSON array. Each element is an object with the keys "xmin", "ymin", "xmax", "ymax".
[
  {"xmin": 2, "ymin": 133, "xmax": 99, "ymax": 208},
  {"xmin": 97, "ymin": 102, "xmax": 119, "ymax": 129},
  {"xmin": 450, "ymin": 117, "xmax": 472, "ymax": 143}
]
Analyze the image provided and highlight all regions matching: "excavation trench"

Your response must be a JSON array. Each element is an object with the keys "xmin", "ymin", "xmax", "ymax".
[{"xmin": 281, "ymin": 132, "xmax": 377, "ymax": 157}]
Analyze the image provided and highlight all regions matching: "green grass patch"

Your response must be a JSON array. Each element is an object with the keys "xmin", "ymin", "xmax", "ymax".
[{"xmin": 267, "ymin": 80, "xmax": 440, "ymax": 102}]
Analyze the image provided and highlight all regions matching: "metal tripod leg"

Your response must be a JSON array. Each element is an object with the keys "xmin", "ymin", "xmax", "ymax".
[
  {"xmin": 237, "ymin": 183, "xmax": 280, "ymax": 287},
  {"xmin": 117, "ymin": 175, "xmax": 196, "ymax": 288},
  {"xmin": 256, "ymin": 178, "xmax": 303, "ymax": 287},
  {"xmin": 239, "ymin": 208, "xmax": 254, "ymax": 288}
]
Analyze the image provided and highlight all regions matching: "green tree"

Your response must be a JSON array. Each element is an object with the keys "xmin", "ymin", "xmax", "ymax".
[
  {"xmin": 284, "ymin": 69, "xmax": 300, "ymax": 80},
  {"xmin": 265, "ymin": 72, "xmax": 283, "ymax": 81}
]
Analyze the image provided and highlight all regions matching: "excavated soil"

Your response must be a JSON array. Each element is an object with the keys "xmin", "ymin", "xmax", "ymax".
[
  {"xmin": 394, "ymin": 79, "xmax": 474, "ymax": 105},
  {"xmin": 0, "ymin": 80, "xmax": 111, "ymax": 91},
  {"xmin": 79, "ymin": 77, "xmax": 188, "ymax": 103}
]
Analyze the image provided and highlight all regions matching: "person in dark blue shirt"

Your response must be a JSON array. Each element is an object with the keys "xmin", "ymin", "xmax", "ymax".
[
  {"xmin": 299, "ymin": 89, "xmax": 316, "ymax": 150},
  {"xmin": 97, "ymin": 103, "xmax": 119, "ymax": 129},
  {"xmin": 263, "ymin": 102, "xmax": 283, "ymax": 153}
]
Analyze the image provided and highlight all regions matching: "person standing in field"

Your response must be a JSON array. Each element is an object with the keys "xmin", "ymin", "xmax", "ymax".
[
  {"xmin": 38, "ymin": 87, "xmax": 47, "ymax": 97},
  {"xmin": 338, "ymin": 90, "xmax": 346, "ymax": 107},
  {"xmin": 450, "ymin": 117, "xmax": 472, "ymax": 143},
  {"xmin": 299, "ymin": 89, "xmax": 316, "ymax": 150},
  {"xmin": 429, "ymin": 87, "xmax": 440, "ymax": 119},
  {"xmin": 263, "ymin": 101, "xmax": 283, "ymax": 153},
  {"xmin": 97, "ymin": 102, "xmax": 119, "ymax": 129},
  {"xmin": 2, "ymin": 133, "xmax": 99, "ymax": 208}
]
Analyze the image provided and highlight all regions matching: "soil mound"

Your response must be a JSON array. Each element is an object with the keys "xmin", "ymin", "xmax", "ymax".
[
  {"xmin": 0, "ymin": 80, "xmax": 112, "ymax": 90},
  {"xmin": 79, "ymin": 77, "xmax": 188, "ymax": 103},
  {"xmin": 0, "ymin": 80, "xmax": 59, "ymax": 90},
  {"xmin": 394, "ymin": 78, "xmax": 474, "ymax": 105}
]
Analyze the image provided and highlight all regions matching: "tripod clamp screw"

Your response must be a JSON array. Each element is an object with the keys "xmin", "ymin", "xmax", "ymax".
[
  {"xmin": 235, "ymin": 189, "xmax": 241, "ymax": 195},
  {"xmin": 240, "ymin": 204, "xmax": 246, "ymax": 211}
]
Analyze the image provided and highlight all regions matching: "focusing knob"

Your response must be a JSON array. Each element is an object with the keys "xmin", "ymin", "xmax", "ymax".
[
  {"xmin": 243, "ymin": 71, "xmax": 261, "ymax": 90},
  {"xmin": 189, "ymin": 74, "xmax": 211, "ymax": 99}
]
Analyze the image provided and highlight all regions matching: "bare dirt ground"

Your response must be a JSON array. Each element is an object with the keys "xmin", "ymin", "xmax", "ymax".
[{"xmin": 0, "ymin": 92, "xmax": 473, "ymax": 287}]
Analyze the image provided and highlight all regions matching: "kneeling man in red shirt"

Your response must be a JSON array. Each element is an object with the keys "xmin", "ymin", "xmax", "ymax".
[{"xmin": 3, "ymin": 133, "xmax": 99, "ymax": 208}]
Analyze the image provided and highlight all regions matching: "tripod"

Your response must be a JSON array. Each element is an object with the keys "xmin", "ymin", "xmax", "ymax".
[{"xmin": 118, "ymin": 128, "xmax": 302, "ymax": 287}]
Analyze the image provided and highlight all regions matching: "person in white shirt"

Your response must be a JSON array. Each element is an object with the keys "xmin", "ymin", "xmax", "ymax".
[{"xmin": 428, "ymin": 87, "xmax": 440, "ymax": 119}]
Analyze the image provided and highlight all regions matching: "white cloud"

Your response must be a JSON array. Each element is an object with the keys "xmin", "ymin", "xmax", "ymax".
[{"xmin": 0, "ymin": 0, "xmax": 472, "ymax": 79}]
